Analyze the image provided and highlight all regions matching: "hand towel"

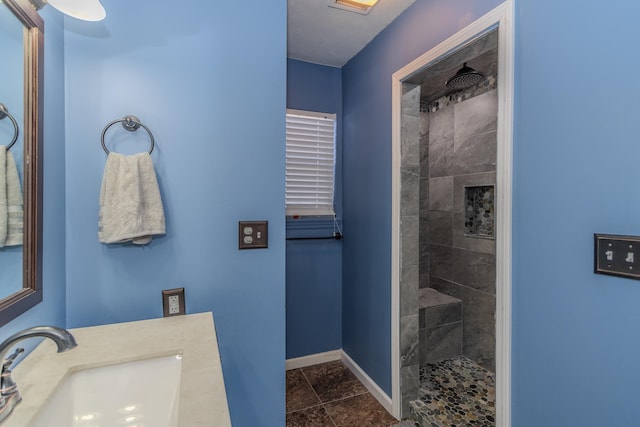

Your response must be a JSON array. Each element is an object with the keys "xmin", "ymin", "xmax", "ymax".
[
  {"xmin": 98, "ymin": 152, "xmax": 165, "ymax": 245},
  {"xmin": 0, "ymin": 145, "xmax": 23, "ymax": 247}
]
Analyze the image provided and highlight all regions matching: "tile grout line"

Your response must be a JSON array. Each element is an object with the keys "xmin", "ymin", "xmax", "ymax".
[
  {"xmin": 300, "ymin": 367, "xmax": 338, "ymax": 427},
  {"xmin": 286, "ymin": 368, "xmax": 323, "ymax": 415},
  {"xmin": 293, "ymin": 362, "xmax": 396, "ymax": 427}
]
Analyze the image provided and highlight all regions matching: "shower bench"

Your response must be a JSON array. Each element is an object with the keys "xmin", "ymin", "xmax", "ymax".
[{"xmin": 418, "ymin": 288, "xmax": 463, "ymax": 367}]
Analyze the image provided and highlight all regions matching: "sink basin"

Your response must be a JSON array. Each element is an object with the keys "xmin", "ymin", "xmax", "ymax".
[{"xmin": 28, "ymin": 354, "xmax": 182, "ymax": 427}]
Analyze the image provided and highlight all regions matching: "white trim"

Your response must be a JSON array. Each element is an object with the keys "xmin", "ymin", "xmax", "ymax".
[
  {"xmin": 341, "ymin": 350, "xmax": 395, "ymax": 417},
  {"xmin": 286, "ymin": 108, "xmax": 336, "ymax": 120},
  {"xmin": 390, "ymin": 1, "xmax": 513, "ymax": 424},
  {"xmin": 494, "ymin": 3, "xmax": 514, "ymax": 424},
  {"xmin": 390, "ymin": 73, "xmax": 402, "ymax": 418},
  {"xmin": 285, "ymin": 349, "xmax": 342, "ymax": 370}
]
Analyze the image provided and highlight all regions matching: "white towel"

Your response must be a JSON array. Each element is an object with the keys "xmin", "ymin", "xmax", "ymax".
[
  {"xmin": 0, "ymin": 145, "xmax": 23, "ymax": 247},
  {"xmin": 98, "ymin": 152, "xmax": 165, "ymax": 245}
]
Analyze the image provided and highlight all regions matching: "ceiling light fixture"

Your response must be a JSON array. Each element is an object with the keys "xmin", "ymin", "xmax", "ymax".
[
  {"xmin": 328, "ymin": 0, "xmax": 379, "ymax": 15},
  {"xmin": 29, "ymin": 0, "xmax": 106, "ymax": 21}
]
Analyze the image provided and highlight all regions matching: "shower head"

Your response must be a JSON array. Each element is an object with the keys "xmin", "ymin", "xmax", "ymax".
[{"xmin": 446, "ymin": 62, "xmax": 486, "ymax": 90}]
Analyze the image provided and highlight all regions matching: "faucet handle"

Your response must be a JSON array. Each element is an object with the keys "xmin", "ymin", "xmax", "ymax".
[
  {"xmin": 2, "ymin": 348, "xmax": 24, "ymax": 369},
  {"xmin": 0, "ymin": 348, "xmax": 23, "ymax": 396}
]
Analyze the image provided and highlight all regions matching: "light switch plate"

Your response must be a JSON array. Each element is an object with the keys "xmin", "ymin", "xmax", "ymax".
[
  {"xmin": 239, "ymin": 221, "xmax": 268, "ymax": 249},
  {"xmin": 594, "ymin": 234, "xmax": 640, "ymax": 280},
  {"xmin": 162, "ymin": 288, "xmax": 186, "ymax": 316}
]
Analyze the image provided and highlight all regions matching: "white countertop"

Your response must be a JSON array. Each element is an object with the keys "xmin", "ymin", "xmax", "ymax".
[{"xmin": 9, "ymin": 312, "xmax": 231, "ymax": 426}]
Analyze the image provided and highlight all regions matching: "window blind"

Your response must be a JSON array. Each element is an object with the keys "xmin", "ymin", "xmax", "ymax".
[{"xmin": 286, "ymin": 109, "xmax": 336, "ymax": 216}]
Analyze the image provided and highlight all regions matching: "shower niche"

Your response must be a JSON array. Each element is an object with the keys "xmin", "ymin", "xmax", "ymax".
[{"xmin": 464, "ymin": 185, "xmax": 495, "ymax": 238}]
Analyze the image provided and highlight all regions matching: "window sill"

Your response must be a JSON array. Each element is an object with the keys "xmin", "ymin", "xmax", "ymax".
[{"xmin": 286, "ymin": 216, "xmax": 342, "ymax": 240}]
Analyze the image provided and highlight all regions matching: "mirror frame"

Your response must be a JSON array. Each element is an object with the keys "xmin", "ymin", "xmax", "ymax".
[{"xmin": 0, "ymin": 0, "xmax": 43, "ymax": 326}]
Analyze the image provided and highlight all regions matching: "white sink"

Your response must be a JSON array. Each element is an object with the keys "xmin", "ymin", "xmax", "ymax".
[{"xmin": 28, "ymin": 354, "xmax": 182, "ymax": 427}]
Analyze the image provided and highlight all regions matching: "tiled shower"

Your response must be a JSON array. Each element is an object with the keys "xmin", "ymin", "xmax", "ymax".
[
  {"xmin": 420, "ymin": 88, "xmax": 497, "ymax": 372},
  {"xmin": 398, "ymin": 30, "xmax": 498, "ymax": 421}
]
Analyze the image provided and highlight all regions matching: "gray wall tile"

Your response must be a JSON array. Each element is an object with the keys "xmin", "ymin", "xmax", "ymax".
[
  {"xmin": 419, "ymin": 111, "xmax": 429, "ymax": 137},
  {"xmin": 419, "ymin": 210, "xmax": 429, "ymax": 247},
  {"xmin": 419, "ymin": 273, "xmax": 430, "ymax": 289},
  {"xmin": 400, "ymin": 216, "xmax": 419, "ymax": 267},
  {"xmin": 422, "ymin": 302, "xmax": 463, "ymax": 329},
  {"xmin": 429, "ymin": 105, "xmax": 454, "ymax": 146},
  {"xmin": 428, "ymin": 244, "xmax": 452, "ymax": 282},
  {"xmin": 420, "ymin": 322, "xmax": 463, "ymax": 366},
  {"xmin": 400, "ymin": 315, "xmax": 419, "ymax": 367},
  {"xmin": 419, "ymin": 241, "xmax": 429, "ymax": 280},
  {"xmin": 419, "ymin": 178, "xmax": 429, "ymax": 211},
  {"xmin": 401, "ymin": 115, "xmax": 420, "ymax": 167},
  {"xmin": 402, "ymin": 84, "xmax": 420, "ymax": 117},
  {"xmin": 452, "ymin": 248, "xmax": 496, "ymax": 294},
  {"xmin": 400, "ymin": 265, "xmax": 419, "ymax": 318},
  {"xmin": 429, "ymin": 138, "xmax": 454, "ymax": 178},
  {"xmin": 428, "ymin": 176, "xmax": 453, "ymax": 211},
  {"xmin": 401, "ymin": 167, "xmax": 419, "ymax": 216},
  {"xmin": 453, "ymin": 90, "xmax": 498, "ymax": 140},
  {"xmin": 427, "ymin": 211, "xmax": 453, "ymax": 246},
  {"xmin": 453, "ymin": 130, "xmax": 496, "ymax": 175},
  {"xmin": 400, "ymin": 364, "xmax": 419, "ymax": 418},
  {"xmin": 419, "ymin": 133, "xmax": 430, "ymax": 177}
]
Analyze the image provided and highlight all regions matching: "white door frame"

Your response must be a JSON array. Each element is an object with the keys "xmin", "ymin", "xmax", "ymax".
[{"xmin": 390, "ymin": 2, "xmax": 514, "ymax": 424}]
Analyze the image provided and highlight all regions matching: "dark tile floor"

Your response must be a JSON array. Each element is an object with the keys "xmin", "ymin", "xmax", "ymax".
[{"xmin": 286, "ymin": 360, "xmax": 400, "ymax": 426}]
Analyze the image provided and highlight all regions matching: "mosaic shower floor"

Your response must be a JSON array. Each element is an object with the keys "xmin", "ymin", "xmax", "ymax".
[{"xmin": 410, "ymin": 357, "xmax": 496, "ymax": 427}]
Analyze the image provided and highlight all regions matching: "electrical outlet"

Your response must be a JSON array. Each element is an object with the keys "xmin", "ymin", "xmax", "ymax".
[
  {"xmin": 162, "ymin": 288, "xmax": 186, "ymax": 317},
  {"xmin": 168, "ymin": 295, "xmax": 180, "ymax": 314}
]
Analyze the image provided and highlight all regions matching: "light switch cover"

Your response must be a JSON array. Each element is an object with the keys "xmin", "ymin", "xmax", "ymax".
[{"xmin": 239, "ymin": 221, "xmax": 268, "ymax": 249}]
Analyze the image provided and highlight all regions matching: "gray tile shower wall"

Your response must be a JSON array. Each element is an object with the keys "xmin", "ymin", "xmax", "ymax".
[
  {"xmin": 419, "ymin": 89, "xmax": 497, "ymax": 372},
  {"xmin": 398, "ymin": 83, "xmax": 422, "ymax": 417}
]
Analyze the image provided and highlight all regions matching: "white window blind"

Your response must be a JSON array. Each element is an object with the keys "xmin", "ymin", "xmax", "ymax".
[{"xmin": 286, "ymin": 109, "xmax": 336, "ymax": 216}]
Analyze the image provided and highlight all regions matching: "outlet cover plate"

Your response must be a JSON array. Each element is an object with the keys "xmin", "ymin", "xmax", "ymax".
[
  {"xmin": 162, "ymin": 288, "xmax": 186, "ymax": 317},
  {"xmin": 239, "ymin": 221, "xmax": 268, "ymax": 249}
]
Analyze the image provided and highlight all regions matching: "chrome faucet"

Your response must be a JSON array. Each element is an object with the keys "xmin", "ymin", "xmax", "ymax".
[{"xmin": 0, "ymin": 326, "xmax": 77, "ymax": 424}]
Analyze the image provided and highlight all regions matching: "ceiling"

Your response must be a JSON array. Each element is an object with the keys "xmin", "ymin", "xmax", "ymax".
[
  {"xmin": 407, "ymin": 29, "xmax": 498, "ymax": 102},
  {"xmin": 287, "ymin": 0, "xmax": 415, "ymax": 67}
]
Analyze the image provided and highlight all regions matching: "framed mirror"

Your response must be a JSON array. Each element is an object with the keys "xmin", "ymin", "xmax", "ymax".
[{"xmin": 0, "ymin": 0, "xmax": 43, "ymax": 326}]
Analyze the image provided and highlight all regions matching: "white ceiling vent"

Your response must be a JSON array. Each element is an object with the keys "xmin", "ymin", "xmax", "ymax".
[{"xmin": 327, "ymin": 0, "xmax": 379, "ymax": 15}]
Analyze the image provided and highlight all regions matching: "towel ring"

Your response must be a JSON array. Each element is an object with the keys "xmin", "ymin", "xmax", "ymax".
[
  {"xmin": 101, "ymin": 115, "xmax": 155, "ymax": 155},
  {"xmin": 0, "ymin": 103, "xmax": 19, "ymax": 150}
]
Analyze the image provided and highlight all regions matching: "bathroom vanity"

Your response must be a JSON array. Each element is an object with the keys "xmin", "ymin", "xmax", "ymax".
[{"xmin": 8, "ymin": 312, "xmax": 231, "ymax": 426}]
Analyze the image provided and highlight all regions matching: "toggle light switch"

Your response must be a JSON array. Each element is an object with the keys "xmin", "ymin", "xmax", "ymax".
[
  {"xmin": 605, "ymin": 250, "xmax": 614, "ymax": 261},
  {"xmin": 595, "ymin": 234, "xmax": 640, "ymax": 280}
]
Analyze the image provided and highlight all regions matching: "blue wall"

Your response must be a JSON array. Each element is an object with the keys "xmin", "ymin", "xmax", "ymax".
[
  {"xmin": 341, "ymin": 0, "xmax": 503, "ymax": 395},
  {"xmin": 62, "ymin": 1, "xmax": 286, "ymax": 426},
  {"xmin": 1, "ymin": 9, "xmax": 67, "ymax": 347},
  {"xmin": 286, "ymin": 59, "xmax": 343, "ymax": 359},
  {"xmin": 512, "ymin": 0, "xmax": 640, "ymax": 425},
  {"xmin": 9, "ymin": 1, "xmax": 639, "ymax": 424}
]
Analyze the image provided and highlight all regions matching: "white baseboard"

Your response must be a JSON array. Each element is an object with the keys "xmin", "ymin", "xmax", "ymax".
[
  {"xmin": 285, "ymin": 349, "xmax": 341, "ymax": 370},
  {"xmin": 341, "ymin": 350, "xmax": 394, "ymax": 416}
]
